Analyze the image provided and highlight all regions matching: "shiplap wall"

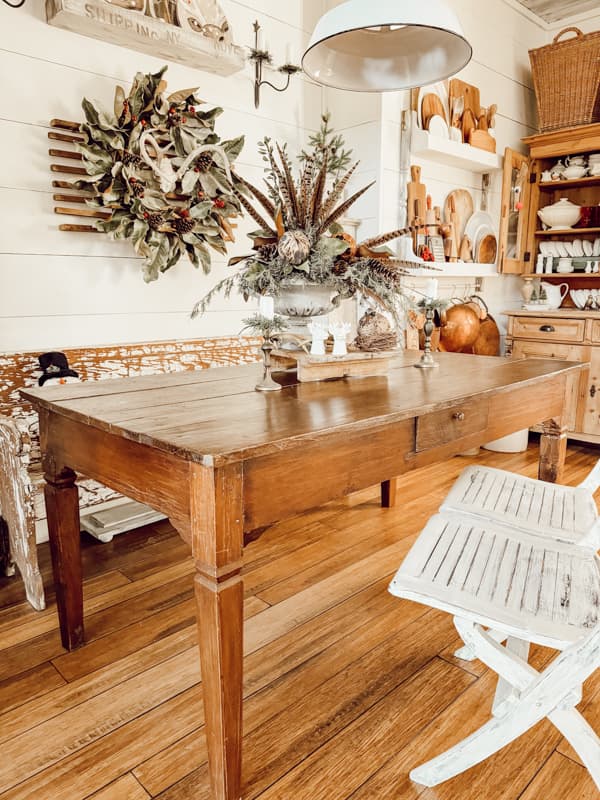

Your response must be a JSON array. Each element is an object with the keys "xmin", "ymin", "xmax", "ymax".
[
  {"xmin": 324, "ymin": 0, "xmax": 553, "ymax": 341},
  {"xmin": 0, "ymin": 0, "xmax": 324, "ymax": 352}
]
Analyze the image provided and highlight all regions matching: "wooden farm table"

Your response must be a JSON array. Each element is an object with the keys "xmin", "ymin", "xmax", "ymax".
[{"xmin": 22, "ymin": 351, "xmax": 584, "ymax": 800}]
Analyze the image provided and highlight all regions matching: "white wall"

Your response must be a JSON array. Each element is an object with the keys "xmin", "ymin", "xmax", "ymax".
[{"xmin": 0, "ymin": 0, "xmax": 324, "ymax": 352}]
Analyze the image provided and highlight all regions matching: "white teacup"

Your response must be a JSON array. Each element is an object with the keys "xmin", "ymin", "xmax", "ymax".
[
  {"xmin": 566, "ymin": 155, "xmax": 586, "ymax": 167},
  {"xmin": 557, "ymin": 257, "xmax": 574, "ymax": 274}
]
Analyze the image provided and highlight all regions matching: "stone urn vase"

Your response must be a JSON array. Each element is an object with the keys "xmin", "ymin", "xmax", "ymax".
[{"xmin": 274, "ymin": 283, "xmax": 338, "ymax": 343}]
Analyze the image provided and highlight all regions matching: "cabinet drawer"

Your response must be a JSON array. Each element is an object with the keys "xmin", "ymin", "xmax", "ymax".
[
  {"xmin": 589, "ymin": 320, "xmax": 600, "ymax": 343},
  {"xmin": 416, "ymin": 398, "xmax": 489, "ymax": 452},
  {"xmin": 510, "ymin": 316, "xmax": 585, "ymax": 342},
  {"xmin": 511, "ymin": 340, "xmax": 590, "ymax": 362}
]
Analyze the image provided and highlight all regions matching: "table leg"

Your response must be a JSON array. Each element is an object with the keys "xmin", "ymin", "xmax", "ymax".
[
  {"xmin": 381, "ymin": 478, "xmax": 398, "ymax": 508},
  {"xmin": 44, "ymin": 466, "xmax": 83, "ymax": 649},
  {"xmin": 190, "ymin": 464, "xmax": 244, "ymax": 800},
  {"xmin": 539, "ymin": 418, "xmax": 567, "ymax": 483}
]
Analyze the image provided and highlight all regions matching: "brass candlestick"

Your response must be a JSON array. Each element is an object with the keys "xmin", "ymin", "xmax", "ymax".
[
  {"xmin": 415, "ymin": 305, "xmax": 438, "ymax": 369},
  {"xmin": 255, "ymin": 337, "xmax": 282, "ymax": 392}
]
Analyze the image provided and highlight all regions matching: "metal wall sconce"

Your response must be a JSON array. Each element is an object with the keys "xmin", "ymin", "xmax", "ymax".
[{"xmin": 249, "ymin": 21, "xmax": 301, "ymax": 109}]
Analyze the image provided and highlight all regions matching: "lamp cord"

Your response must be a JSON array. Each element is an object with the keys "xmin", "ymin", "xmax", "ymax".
[{"xmin": 2, "ymin": 0, "xmax": 26, "ymax": 7}]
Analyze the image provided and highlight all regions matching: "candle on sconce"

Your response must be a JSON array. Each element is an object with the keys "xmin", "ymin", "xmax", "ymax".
[
  {"xmin": 284, "ymin": 43, "xmax": 292, "ymax": 63},
  {"xmin": 259, "ymin": 295, "xmax": 275, "ymax": 319},
  {"xmin": 424, "ymin": 278, "xmax": 438, "ymax": 301}
]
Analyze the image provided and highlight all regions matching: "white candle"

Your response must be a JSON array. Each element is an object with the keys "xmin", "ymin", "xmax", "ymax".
[
  {"xmin": 259, "ymin": 295, "xmax": 275, "ymax": 319},
  {"xmin": 425, "ymin": 278, "xmax": 438, "ymax": 301}
]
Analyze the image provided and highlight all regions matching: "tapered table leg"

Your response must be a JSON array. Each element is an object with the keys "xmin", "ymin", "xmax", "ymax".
[
  {"xmin": 44, "ymin": 466, "xmax": 83, "ymax": 649},
  {"xmin": 189, "ymin": 463, "xmax": 244, "ymax": 800},
  {"xmin": 381, "ymin": 478, "xmax": 398, "ymax": 508},
  {"xmin": 539, "ymin": 418, "xmax": 567, "ymax": 484}
]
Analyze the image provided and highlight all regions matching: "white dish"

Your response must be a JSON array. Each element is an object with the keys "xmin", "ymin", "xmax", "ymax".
[
  {"xmin": 593, "ymin": 238, "xmax": 600, "ymax": 256},
  {"xmin": 570, "ymin": 290, "xmax": 587, "ymax": 309},
  {"xmin": 565, "ymin": 241, "xmax": 576, "ymax": 257},
  {"xmin": 583, "ymin": 240, "xmax": 593, "ymax": 257},
  {"xmin": 539, "ymin": 241, "xmax": 551, "ymax": 255},
  {"xmin": 573, "ymin": 239, "xmax": 584, "ymax": 257},
  {"xmin": 556, "ymin": 241, "xmax": 569, "ymax": 257},
  {"xmin": 464, "ymin": 211, "xmax": 495, "ymax": 251},
  {"xmin": 428, "ymin": 114, "xmax": 449, "ymax": 138}
]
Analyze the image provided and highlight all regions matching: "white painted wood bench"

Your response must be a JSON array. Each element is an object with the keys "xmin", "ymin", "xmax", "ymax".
[
  {"xmin": 388, "ymin": 463, "xmax": 600, "ymax": 790},
  {"xmin": 0, "ymin": 336, "xmax": 259, "ymax": 609}
]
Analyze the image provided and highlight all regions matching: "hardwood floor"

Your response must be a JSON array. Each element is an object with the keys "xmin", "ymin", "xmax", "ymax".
[{"xmin": 1, "ymin": 441, "xmax": 599, "ymax": 799}]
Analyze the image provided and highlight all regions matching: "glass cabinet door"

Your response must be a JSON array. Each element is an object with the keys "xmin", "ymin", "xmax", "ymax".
[{"xmin": 499, "ymin": 148, "xmax": 531, "ymax": 274}]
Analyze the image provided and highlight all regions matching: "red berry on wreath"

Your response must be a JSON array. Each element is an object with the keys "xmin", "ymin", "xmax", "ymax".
[
  {"xmin": 213, "ymin": 198, "xmax": 225, "ymax": 209},
  {"xmin": 143, "ymin": 212, "xmax": 149, "ymax": 219},
  {"xmin": 182, "ymin": 117, "xmax": 187, "ymax": 123},
  {"xmin": 188, "ymin": 106, "xmax": 195, "ymax": 114},
  {"xmin": 140, "ymin": 119, "xmax": 147, "ymax": 126},
  {"xmin": 180, "ymin": 208, "xmax": 190, "ymax": 218},
  {"xmin": 130, "ymin": 177, "xmax": 136, "ymax": 183},
  {"xmin": 131, "ymin": 115, "xmax": 137, "ymax": 122},
  {"xmin": 197, "ymin": 190, "xmax": 205, "ymax": 198},
  {"xmin": 194, "ymin": 167, "xmax": 200, "ymax": 173}
]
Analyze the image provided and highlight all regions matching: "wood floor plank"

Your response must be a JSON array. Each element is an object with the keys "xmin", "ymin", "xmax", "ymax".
[
  {"xmin": 0, "ymin": 442, "xmax": 597, "ymax": 800},
  {"xmin": 518, "ymin": 752, "xmax": 599, "ymax": 800},
  {"xmin": 87, "ymin": 773, "xmax": 150, "ymax": 800}
]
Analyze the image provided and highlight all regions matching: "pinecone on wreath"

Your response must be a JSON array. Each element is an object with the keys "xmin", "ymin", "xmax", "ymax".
[
  {"xmin": 257, "ymin": 243, "xmax": 278, "ymax": 262},
  {"xmin": 131, "ymin": 182, "xmax": 145, "ymax": 198},
  {"xmin": 195, "ymin": 152, "xmax": 214, "ymax": 172},
  {"xmin": 122, "ymin": 151, "xmax": 143, "ymax": 167},
  {"xmin": 172, "ymin": 216, "xmax": 195, "ymax": 234},
  {"xmin": 147, "ymin": 212, "xmax": 165, "ymax": 230}
]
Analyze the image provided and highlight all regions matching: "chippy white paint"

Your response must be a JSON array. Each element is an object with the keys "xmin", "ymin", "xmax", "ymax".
[{"xmin": 389, "ymin": 461, "xmax": 600, "ymax": 789}]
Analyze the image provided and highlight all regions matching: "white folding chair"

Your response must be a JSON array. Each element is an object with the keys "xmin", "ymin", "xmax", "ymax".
[{"xmin": 389, "ymin": 512, "xmax": 600, "ymax": 789}]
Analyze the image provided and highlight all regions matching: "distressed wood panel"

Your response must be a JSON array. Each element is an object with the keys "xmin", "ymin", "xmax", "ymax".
[{"xmin": 517, "ymin": 0, "xmax": 600, "ymax": 23}]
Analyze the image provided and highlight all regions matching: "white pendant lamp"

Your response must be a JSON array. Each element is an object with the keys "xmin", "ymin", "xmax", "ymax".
[{"xmin": 302, "ymin": 0, "xmax": 472, "ymax": 92}]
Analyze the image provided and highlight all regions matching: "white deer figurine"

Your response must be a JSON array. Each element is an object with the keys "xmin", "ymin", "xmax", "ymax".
[
  {"xmin": 307, "ymin": 320, "xmax": 328, "ymax": 356},
  {"xmin": 329, "ymin": 321, "xmax": 351, "ymax": 356}
]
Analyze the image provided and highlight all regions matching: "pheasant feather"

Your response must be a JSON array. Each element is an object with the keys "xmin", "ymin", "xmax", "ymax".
[
  {"xmin": 318, "ymin": 181, "xmax": 375, "ymax": 235},
  {"xmin": 320, "ymin": 161, "xmax": 359, "ymax": 224},
  {"xmin": 236, "ymin": 175, "xmax": 276, "ymax": 219},
  {"xmin": 298, "ymin": 156, "xmax": 316, "ymax": 227},
  {"xmin": 276, "ymin": 144, "xmax": 301, "ymax": 223},
  {"xmin": 308, "ymin": 154, "xmax": 328, "ymax": 227},
  {"xmin": 358, "ymin": 227, "xmax": 412, "ymax": 250},
  {"xmin": 233, "ymin": 189, "xmax": 276, "ymax": 236}
]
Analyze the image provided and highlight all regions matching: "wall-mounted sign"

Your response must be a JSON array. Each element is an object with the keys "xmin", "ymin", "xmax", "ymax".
[{"xmin": 46, "ymin": 0, "xmax": 246, "ymax": 76}]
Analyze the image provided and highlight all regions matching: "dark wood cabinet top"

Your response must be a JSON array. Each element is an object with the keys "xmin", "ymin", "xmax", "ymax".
[{"xmin": 21, "ymin": 352, "xmax": 583, "ymax": 466}]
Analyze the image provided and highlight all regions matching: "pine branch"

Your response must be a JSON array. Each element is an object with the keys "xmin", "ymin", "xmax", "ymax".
[
  {"xmin": 317, "ymin": 180, "xmax": 375, "ymax": 235},
  {"xmin": 234, "ymin": 189, "xmax": 277, "ymax": 236}
]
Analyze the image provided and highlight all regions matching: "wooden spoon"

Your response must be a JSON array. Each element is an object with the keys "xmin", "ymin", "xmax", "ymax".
[
  {"xmin": 487, "ymin": 104, "xmax": 497, "ymax": 130},
  {"xmin": 462, "ymin": 108, "xmax": 477, "ymax": 143}
]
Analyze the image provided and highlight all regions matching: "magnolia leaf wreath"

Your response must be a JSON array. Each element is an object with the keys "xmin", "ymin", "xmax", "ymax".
[{"xmin": 71, "ymin": 67, "xmax": 245, "ymax": 282}]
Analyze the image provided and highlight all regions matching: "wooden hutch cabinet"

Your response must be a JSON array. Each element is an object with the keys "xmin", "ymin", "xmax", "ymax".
[{"xmin": 501, "ymin": 123, "xmax": 600, "ymax": 443}]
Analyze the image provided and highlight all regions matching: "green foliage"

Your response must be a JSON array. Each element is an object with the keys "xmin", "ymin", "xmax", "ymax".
[
  {"xmin": 299, "ymin": 112, "xmax": 353, "ymax": 180},
  {"xmin": 240, "ymin": 313, "xmax": 288, "ymax": 338},
  {"xmin": 73, "ymin": 66, "xmax": 244, "ymax": 282}
]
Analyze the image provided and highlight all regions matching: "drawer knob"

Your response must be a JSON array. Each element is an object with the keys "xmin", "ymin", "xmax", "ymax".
[
  {"xmin": 453, "ymin": 411, "xmax": 466, "ymax": 421},
  {"xmin": 591, "ymin": 384, "xmax": 596, "ymax": 398},
  {"xmin": 539, "ymin": 325, "xmax": 555, "ymax": 332}
]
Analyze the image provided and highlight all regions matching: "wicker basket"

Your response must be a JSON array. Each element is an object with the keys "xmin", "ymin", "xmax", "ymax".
[{"xmin": 529, "ymin": 27, "xmax": 600, "ymax": 132}]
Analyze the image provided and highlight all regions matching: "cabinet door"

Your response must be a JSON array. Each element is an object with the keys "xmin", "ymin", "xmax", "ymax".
[
  {"xmin": 499, "ymin": 148, "xmax": 531, "ymax": 274},
  {"xmin": 510, "ymin": 338, "xmax": 588, "ymax": 432},
  {"xmin": 581, "ymin": 348, "xmax": 600, "ymax": 436}
]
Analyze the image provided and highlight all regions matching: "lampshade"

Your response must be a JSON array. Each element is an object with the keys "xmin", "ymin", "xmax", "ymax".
[{"xmin": 302, "ymin": 0, "xmax": 472, "ymax": 92}]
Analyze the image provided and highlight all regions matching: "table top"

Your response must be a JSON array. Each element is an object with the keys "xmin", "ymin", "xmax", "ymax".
[{"xmin": 21, "ymin": 352, "xmax": 583, "ymax": 467}]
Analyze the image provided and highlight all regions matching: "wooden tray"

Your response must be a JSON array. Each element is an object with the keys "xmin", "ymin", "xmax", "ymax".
[{"xmin": 271, "ymin": 348, "xmax": 399, "ymax": 382}]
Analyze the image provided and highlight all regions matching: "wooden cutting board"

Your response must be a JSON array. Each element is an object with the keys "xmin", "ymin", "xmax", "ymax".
[
  {"xmin": 421, "ymin": 93, "xmax": 447, "ymax": 129},
  {"xmin": 444, "ymin": 189, "xmax": 474, "ymax": 241},
  {"xmin": 469, "ymin": 129, "xmax": 497, "ymax": 153},
  {"xmin": 461, "ymin": 108, "xmax": 477, "ymax": 144},
  {"xmin": 450, "ymin": 78, "xmax": 480, "ymax": 121},
  {"xmin": 407, "ymin": 165, "xmax": 427, "ymax": 226}
]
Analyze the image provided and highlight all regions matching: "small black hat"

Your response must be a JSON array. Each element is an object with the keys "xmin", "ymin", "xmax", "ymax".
[{"xmin": 38, "ymin": 351, "xmax": 79, "ymax": 386}]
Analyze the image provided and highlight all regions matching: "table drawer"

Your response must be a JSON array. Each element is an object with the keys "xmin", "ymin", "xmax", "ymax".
[
  {"xmin": 589, "ymin": 320, "xmax": 600, "ymax": 343},
  {"xmin": 510, "ymin": 316, "xmax": 585, "ymax": 342},
  {"xmin": 416, "ymin": 398, "xmax": 489, "ymax": 452},
  {"xmin": 511, "ymin": 339, "xmax": 590, "ymax": 363}
]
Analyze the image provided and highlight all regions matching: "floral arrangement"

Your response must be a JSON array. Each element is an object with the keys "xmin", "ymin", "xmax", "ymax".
[
  {"xmin": 192, "ymin": 137, "xmax": 427, "ymax": 320},
  {"xmin": 71, "ymin": 67, "xmax": 244, "ymax": 282}
]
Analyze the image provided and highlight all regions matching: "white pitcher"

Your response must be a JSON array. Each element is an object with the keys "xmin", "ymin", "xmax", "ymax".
[{"xmin": 540, "ymin": 281, "xmax": 569, "ymax": 309}]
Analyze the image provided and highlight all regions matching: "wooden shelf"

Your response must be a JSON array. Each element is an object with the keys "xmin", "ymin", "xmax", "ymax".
[
  {"xmin": 535, "ymin": 227, "xmax": 600, "ymax": 236},
  {"xmin": 532, "ymin": 273, "xmax": 600, "ymax": 280},
  {"xmin": 539, "ymin": 176, "xmax": 600, "ymax": 190},
  {"xmin": 411, "ymin": 127, "xmax": 503, "ymax": 173}
]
